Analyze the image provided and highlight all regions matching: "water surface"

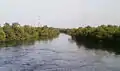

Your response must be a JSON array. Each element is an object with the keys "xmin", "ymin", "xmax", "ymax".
[{"xmin": 0, "ymin": 34, "xmax": 120, "ymax": 71}]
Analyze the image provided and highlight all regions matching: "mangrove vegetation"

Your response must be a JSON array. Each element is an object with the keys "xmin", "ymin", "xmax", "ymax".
[
  {"xmin": 0, "ymin": 23, "xmax": 60, "ymax": 41},
  {"xmin": 60, "ymin": 25, "xmax": 120, "ymax": 42}
]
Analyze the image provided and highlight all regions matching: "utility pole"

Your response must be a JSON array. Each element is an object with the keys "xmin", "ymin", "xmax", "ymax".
[{"xmin": 37, "ymin": 16, "xmax": 41, "ymax": 27}]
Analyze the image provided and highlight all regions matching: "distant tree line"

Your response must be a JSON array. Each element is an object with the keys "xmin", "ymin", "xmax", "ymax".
[{"xmin": 0, "ymin": 23, "xmax": 60, "ymax": 41}]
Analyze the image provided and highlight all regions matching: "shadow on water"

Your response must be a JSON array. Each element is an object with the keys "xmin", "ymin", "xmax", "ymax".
[
  {"xmin": 0, "ymin": 40, "xmax": 35, "ymax": 47},
  {"xmin": 0, "ymin": 36, "xmax": 58, "ymax": 48},
  {"xmin": 71, "ymin": 38, "xmax": 120, "ymax": 55}
]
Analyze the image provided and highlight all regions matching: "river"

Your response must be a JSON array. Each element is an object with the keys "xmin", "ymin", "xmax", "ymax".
[{"xmin": 0, "ymin": 34, "xmax": 120, "ymax": 71}]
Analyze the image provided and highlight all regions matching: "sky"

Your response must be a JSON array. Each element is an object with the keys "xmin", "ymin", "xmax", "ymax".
[{"xmin": 0, "ymin": 0, "xmax": 120, "ymax": 28}]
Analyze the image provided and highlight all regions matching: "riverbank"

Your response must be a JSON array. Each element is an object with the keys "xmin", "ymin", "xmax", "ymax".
[{"xmin": 60, "ymin": 25, "xmax": 120, "ymax": 54}]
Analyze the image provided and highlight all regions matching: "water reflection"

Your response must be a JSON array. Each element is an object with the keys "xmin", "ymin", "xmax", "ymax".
[
  {"xmin": 0, "ymin": 40, "xmax": 35, "ymax": 48},
  {"xmin": 72, "ymin": 38, "xmax": 120, "ymax": 55},
  {"xmin": 0, "ymin": 36, "xmax": 57, "ymax": 48}
]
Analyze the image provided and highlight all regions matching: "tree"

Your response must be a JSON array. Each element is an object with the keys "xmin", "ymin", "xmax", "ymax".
[{"xmin": 0, "ymin": 27, "xmax": 6, "ymax": 41}]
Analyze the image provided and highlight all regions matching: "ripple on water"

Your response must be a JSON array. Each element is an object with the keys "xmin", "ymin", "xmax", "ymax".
[{"xmin": 0, "ymin": 34, "xmax": 119, "ymax": 71}]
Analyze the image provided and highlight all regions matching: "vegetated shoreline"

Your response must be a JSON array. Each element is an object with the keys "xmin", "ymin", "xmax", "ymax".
[
  {"xmin": 0, "ymin": 23, "xmax": 120, "ymax": 54},
  {"xmin": 60, "ymin": 25, "xmax": 120, "ymax": 42},
  {"xmin": 60, "ymin": 25, "xmax": 120, "ymax": 54},
  {"xmin": 0, "ymin": 22, "xmax": 60, "ymax": 42}
]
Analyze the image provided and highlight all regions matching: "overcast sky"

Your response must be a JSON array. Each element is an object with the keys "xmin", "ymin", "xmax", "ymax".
[{"xmin": 0, "ymin": 0, "xmax": 120, "ymax": 28}]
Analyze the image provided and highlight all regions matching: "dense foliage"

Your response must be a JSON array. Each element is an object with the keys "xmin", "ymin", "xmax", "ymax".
[
  {"xmin": 61, "ymin": 25, "xmax": 120, "ymax": 42},
  {"xmin": 0, "ymin": 23, "xmax": 60, "ymax": 41}
]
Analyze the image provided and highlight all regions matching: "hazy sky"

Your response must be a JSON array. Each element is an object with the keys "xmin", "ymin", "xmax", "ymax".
[{"xmin": 0, "ymin": 0, "xmax": 120, "ymax": 28}]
